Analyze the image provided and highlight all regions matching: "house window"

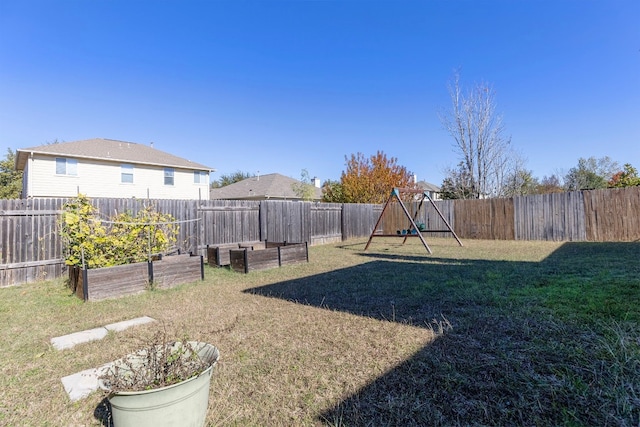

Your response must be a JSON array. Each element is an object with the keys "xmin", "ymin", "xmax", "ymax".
[
  {"xmin": 121, "ymin": 164, "xmax": 134, "ymax": 183},
  {"xmin": 55, "ymin": 158, "xmax": 77, "ymax": 176},
  {"xmin": 194, "ymin": 170, "xmax": 208, "ymax": 184},
  {"xmin": 164, "ymin": 168, "xmax": 174, "ymax": 186}
]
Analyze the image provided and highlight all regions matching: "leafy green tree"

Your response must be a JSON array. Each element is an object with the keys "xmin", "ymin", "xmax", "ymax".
[
  {"xmin": 291, "ymin": 169, "xmax": 317, "ymax": 201},
  {"xmin": 321, "ymin": 179, "xmax": 345, "ymax": 202},
  {"xmin": 0, "ymin": 148, "xmax": 23, "ymax": 199},
  {"xmin": 564, "ymin": 156, "xmax": 619, "ymax": 191},
  {"xmin": 340, "ymin": 151, "xmax": 415, "ymax": 203},
  {"xmin": 608, "ymin": 163, "xmax": 640, "ymax": 188},
  {"xmin": 210, "ymin": 171, "xmax": 253, "ymax": 188}
]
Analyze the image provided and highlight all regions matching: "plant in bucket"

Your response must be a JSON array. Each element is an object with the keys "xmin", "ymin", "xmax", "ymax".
[{"xmin": 98, "ymin": 330, "xmax": 220, "ymax": 427}]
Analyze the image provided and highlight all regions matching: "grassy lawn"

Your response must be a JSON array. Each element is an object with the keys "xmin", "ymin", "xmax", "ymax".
[{"xmin": 0, "ymin": 238, "xmax": 638, "ymax": 426}]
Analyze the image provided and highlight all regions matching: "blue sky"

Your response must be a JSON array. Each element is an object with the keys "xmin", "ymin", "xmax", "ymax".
[{"xmin": 1, "ymin": 0, "xmax": 638, "ymax": 186}]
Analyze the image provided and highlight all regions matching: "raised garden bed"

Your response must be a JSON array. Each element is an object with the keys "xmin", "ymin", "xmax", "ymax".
[
  {"xmin": 69, "ymin": 254, "xmax": 204, "ymax": 301},
  {"xmin": 206, "ymin": 241, "xmax": 264, "ymax": 267},
  {"xmin": 229, "ymin": 242, "xmax": 308, "ymax": 273},
  {"xmin": 150, "ymin": 254, "xmax": 204, "ymax": 290},
  {"xmin": 71, "ymin": 262, "xmax": 149, "ymax": 302}
]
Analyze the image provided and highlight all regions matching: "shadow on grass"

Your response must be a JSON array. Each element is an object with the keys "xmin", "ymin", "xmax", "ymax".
[{"xmin": 244, "ymin": 242, "xmax": 640, "ymax": 426}]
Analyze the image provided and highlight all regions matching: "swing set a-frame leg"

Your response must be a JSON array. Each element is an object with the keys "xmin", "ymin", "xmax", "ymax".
[
  {"xmin": 364, "ymin": 188, "xmax": 432, "ymax": 254},
  {"xmin": 424, "ymin": 192, "xmax": 463, "ymax": 247},
  {"xmin": 397, "ymin": 196, "xmax": 432, "ymax": 254},
  {"xmin": 364, "ymin": 191, "xmax": 393, "ymax": 251}
]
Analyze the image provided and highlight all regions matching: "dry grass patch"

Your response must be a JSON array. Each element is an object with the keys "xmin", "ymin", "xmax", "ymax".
[{"xmin": 0, "ymin": 238, "xmax": 639, "ymax": 426}]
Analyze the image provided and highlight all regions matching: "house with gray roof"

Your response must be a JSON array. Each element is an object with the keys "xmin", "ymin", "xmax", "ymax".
[
  {"xmin": 416, "ymin": 180, "xmax": 442, "ymax": 200},
  {"xmin": 15, "ymin": 138, "xmax": 214, "ymax": 199},
  {"xmin": 210, "ymin": 173, "xmax": 323, "ymax": 201}
]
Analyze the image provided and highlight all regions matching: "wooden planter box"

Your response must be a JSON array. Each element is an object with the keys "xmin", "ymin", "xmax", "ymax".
[
  {"xmin": 151, "ymin": 254, "xmax": 204, "ymax": 290},
  {"xmin": 206, "ymin": 241, "xmax": 265, "ymax": 267},
  {"xmin": 69, "ymin": 254, "xmax": 204, "ymax": 301},
  {"xmin": 71, "ymin": 262, "xmax": 150, "ymax": 302},
  {"xmin": 229, "ymin": 242, "xmax": 308, "ymax": 273}
]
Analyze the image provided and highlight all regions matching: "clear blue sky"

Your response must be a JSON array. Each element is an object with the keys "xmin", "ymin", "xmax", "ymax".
[{"xmin": 1, "ymin": 0, "xmax": 638, "ymax": 186}]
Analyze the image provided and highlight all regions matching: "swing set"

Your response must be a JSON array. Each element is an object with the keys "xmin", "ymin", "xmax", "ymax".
[{"xmin": 364, "ymin": 187, "xmax": 463, "ymax": 254}]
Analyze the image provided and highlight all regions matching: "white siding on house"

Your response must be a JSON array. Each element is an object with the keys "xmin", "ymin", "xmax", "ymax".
[
  {"xmin": 25, "ymin": 155, "xmax": 210, "ymax": 200},
  {"xmin": 428, "ymin": 191, "xmax": 441, "ymax": 201}
]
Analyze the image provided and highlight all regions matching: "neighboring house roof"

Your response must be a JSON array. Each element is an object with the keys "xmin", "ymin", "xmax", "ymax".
[
  {"xmin": 15, "ymin": 138, "xmax": 213, "ymax": 171},
  {"xmin": 210, "ymin": 173, "xmax": 323, "ymax": 200},
  {"xmin": 417, "ymin": 180, "xmax": 441, "ymax": 193}
]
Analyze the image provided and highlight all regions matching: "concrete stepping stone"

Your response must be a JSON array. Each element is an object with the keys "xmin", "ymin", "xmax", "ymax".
[
  {"xmin": 51, "ymin": 327, "xmax": 108, "ymax": 351},
  {"xmin": 51, "ymin": 316, "xmax": 155, "ymax": 350},
  {"xmin": 61, "ymin": 363, "xmax": 112, "ymax": 402},
  {"xmin": 105, "ymin": 316, "xmax": 156, "ymax": 333},
  {"xmin": 55, "ymin": 316, "xmax": 156, "ymax": 400}
]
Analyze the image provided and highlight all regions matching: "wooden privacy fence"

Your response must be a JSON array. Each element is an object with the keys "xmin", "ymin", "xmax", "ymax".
[
  {"xmin": 381, "ymin": 187, "xmax": 639, "ymax": 242},
  {"xmin": 2, "ymin": 186, "xmax": 639, "ymax": 287},
  {"xmin": 0, "ymin": 198, "xmax": 66, "ymax": 286},
  {"xmin": 0, "ymin": 198, "xmax": 365, "ymax": 287},
  {"xmin": 513, "ymin": 191, "xmax": 586, "ymax": 241},
  {"xmin": 583, "ymin": 187, "xmax": 640, "ymax": 242}
]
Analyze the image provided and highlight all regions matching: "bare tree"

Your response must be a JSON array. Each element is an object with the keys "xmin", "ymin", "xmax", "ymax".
[{"xmin": 439, "ymin": 72, "xmax": 516, "ymax": 198}]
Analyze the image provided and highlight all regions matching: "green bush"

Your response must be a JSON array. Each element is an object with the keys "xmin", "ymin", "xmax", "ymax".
[{"xmin": 59, "ymin": 195, "xmax": 179, "ymax": 268}]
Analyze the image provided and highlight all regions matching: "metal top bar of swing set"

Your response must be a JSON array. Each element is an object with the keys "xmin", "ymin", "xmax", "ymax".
[{"xmin": 364, "ymin": 187, "xmax": 463, "ymax": 254}]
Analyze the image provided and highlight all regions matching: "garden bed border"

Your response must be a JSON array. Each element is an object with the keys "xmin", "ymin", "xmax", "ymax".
[
  {"xmin": 69, "ymin": 254, "xmax": 204, "ymax": 302},
  {"xmin": 229, "ymin": 241, "xmax": 309, "ymax": 273}
]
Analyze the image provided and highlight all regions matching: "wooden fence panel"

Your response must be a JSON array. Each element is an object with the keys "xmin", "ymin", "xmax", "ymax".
[
  {"xmin": 91, "ymin": 197, "xmax": 145, "ymax": 217},
  {"xmin": 513, "ymin": 192, "xmax": 586, "ymax": 241},
  {"xmin": 422, "ymin": 200, "xmax": 456, "ymax": 239},
  {"xmin": 584, "ymin": 187, "xmax": 640, "ymax": 242},
  {"xmin": 310, "ymin": 203, "xmax": 343, "ymax": 245},
  {"xmin": 198, "ymin": 200, "xmax": 261, "ymax": 248},
  {"xmin": 341, "ymin": 203, "xmax": 380, "ymax": 240},
  {"xmin": 380, "ymin": 201, "xmax": 406, "ymax": 235},
  {"xmin": 260, "ymin": 200, "xmax": 310, "ymax": 244},
  {"xmin": 454, "ymin": 198, "xmax": 515, "ymax": 240},
  {"xmin": 0, "ymin": 198, "xmax": 65, "ymax": 287}
]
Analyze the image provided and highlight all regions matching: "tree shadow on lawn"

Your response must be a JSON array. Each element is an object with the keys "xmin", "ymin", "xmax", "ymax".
[{"xmin": 244, "ymin": 242, "xmax": 640, "ymax": 426}]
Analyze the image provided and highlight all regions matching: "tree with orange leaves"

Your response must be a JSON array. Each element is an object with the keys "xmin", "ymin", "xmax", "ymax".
[
  {"xmin": 608, "ymin": 163, "xmax": 640, "ymax": 188},
  {"xmin": 339, "ymin": 151, "xmax": 415, "ymax": 203}
]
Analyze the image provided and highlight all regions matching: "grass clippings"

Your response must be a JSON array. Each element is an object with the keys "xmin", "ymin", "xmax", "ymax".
[{"xmin": 0, "ymin": 238, "xmax": 638, "ymax": 426}]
